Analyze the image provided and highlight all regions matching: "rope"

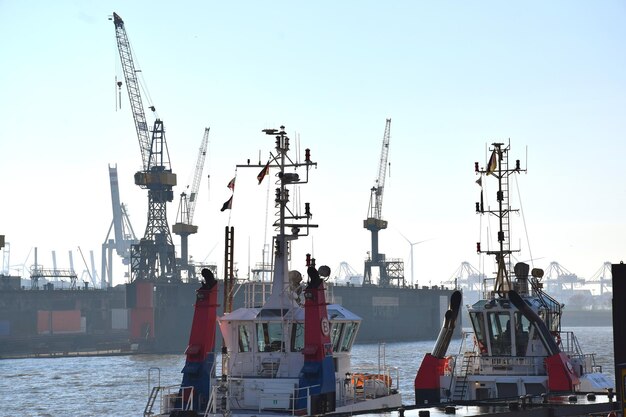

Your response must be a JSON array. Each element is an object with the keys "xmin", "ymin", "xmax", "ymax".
[{"xmin": 513, "ymin": 175, "xmax": 534, "ymax": 269}]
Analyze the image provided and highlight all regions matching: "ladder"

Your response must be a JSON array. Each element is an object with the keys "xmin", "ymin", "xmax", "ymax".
[
  {"xmin": 500, "ymin": 150, "xmax": 510, "ymax": 258},
  {"xmin": 144, "ymin": 386, "xmax": 161, "ymax": 416},
  {"xmin": 451, "ymin": 354, "xmax": 472, "ymax": 401}
]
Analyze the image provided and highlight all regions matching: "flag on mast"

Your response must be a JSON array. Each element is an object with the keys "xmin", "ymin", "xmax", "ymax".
[
  {"xmin": 220, "ymin": 195, "xmax": 233, "ymax": 212},
  {"xmin": 227, "ymin": 177, "xmax": 236, "ymax": 191},
  {"xmin": 486, "ymin": 149, "xmax": 498, "ymax": 176},
  {"xmin": 257, "ymin": 161, "xmax": 270, "ymax": 184}
]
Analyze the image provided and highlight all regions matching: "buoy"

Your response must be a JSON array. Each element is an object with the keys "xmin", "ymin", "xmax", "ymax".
[
  {"xmin": 587, "ymin": 393, "xmax": 596, "ymax": 401},
  {"xmin": 568, "ymin": 395, "xmax": 577, "ymax": 402},
  {"xmin": 418, "ymin": 410, "xmax": 430, "ymax": 417}
]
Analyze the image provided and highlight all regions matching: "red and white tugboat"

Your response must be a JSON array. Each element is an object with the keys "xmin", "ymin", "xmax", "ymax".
[
  {"xmin": 415, "ymin": 142, "xmax": 613, "ymax": 404},
  {"xmin": 147, "ymin": 126, "xmax": 402, "ymax": 416}
]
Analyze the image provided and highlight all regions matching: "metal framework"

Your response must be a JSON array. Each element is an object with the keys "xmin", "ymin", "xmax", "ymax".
[
  {"xmin": 102, "ymin": 165, "xmax": 139, "ymax": 287},
  {"xmin": 475, "ymin": 142, "xmax": 524, "ymax": 297},
  {"xmin": 173, "ymin": 127, "xmax": 210, "ymax": 279},
  {"xmin": 363, "ymin": 119, "xmax": 404, "ymax": 286},
  {"xmin": 112, "ymin": 12, "xmax": 177, "ymax": 282},
  {"xmin": 112, "ymin": 12, "xmax": 151, "ymax": 170}
]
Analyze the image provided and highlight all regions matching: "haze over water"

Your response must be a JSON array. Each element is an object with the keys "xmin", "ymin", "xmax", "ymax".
[{"xmin": 1, "ymin": 327, "xmax": 614, "ymax": 417}]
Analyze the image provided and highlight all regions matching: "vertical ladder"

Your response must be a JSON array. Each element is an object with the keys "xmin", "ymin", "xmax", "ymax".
[
  {"xmin": 451, "ymin": 354, "xmax": 472, "ymax": 401},
  {"xmin": 500, "ymin": 150, "xmax": 511, "ymax": 271},
  {"xmin": 224, "ymin": 226, "xmax": 235, "ymax": 314}
]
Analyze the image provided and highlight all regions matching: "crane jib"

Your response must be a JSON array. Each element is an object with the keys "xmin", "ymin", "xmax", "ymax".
[{"xmin": 112, "ymin": 12, "xmax": 153, "ymax": 172}]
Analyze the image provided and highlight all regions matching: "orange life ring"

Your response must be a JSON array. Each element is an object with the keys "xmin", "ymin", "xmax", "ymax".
[{"xmin": 444, "ymin": 357, "xmax": 454, "ymax": 374}]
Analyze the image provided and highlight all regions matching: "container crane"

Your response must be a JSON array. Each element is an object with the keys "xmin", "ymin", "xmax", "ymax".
[
  {"xmin": 112, "ymin": 12, "xmax": 177, "ymax": 282},
  {"xmin": 363, "ymin": 119, "xmax": 404, "ymax": 287},
  {"xmin": 173, "ymin": 127, "xmax": 210, "ymax": 279}
]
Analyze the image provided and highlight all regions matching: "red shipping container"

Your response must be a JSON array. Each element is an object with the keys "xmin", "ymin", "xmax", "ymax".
[
  {"xmin": 52, "ymin": 310, "xmax": 82, "ymax": 333},
  {"xmin": 37, "ymin": 310, "xmax": 82, "ymax": 334}
]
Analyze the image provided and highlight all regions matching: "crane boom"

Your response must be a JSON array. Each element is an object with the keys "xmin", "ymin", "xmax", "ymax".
[
  {"xmin": 368, "ymin": 118, "xmax": 391, "ymax": 220},
  {"xmin": 188, "ymin": 127, "xmax": 210, "ymax": 224},
  {"xmin": 112, "ymin": 12, "xmax": 152, "ymax": 171}
]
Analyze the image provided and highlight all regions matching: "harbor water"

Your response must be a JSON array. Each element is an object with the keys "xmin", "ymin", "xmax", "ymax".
[{"xmin": 1, "ymin": 327, "xmax": 615, "ymax": 417}]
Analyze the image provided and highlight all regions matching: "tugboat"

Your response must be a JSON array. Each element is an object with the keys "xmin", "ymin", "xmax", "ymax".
[
  {"xmin": 145, "ymin": 126, "xmax": 402, "ymax": 416},
  {"xmin": 414, "ymin": 142, "xmax": 613, "ymax": 404}
]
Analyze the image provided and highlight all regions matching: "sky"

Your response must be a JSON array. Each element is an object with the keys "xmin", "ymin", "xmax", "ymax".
[{"xmin": 1, "ymin": 1, "xmax": 625, "ymax": 290}]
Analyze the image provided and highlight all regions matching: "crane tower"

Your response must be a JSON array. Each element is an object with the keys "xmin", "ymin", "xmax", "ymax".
[
  {"xmin": 112, "ymin": 12, "xmax": 177, "ymax": 282},
  {"xmin": 102, "ymin": 164, "xmax": 139, "ymax": 287},
  {"xmin": 173, "ymin": 127, "xmax": 210, "ymax": 279},
  {"xmin": 363, "ymin": 119, "xmax": 405, "ymax": 287}
]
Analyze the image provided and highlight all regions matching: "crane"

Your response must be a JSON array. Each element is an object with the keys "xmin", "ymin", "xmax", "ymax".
[
  {"xmin": 173, "ymin": 127, "xmax": 210, "ymax": 279},
  {"xmin": 363, "ymin": 119, "xmax": 404, "ymax": 287},
  {"xmin": 112, "ymin": 12, "xmax": 178, "ymax": 282},
  {"xmin": 102, "ymin": 164, "xmax": 139, "ymax": 287}
]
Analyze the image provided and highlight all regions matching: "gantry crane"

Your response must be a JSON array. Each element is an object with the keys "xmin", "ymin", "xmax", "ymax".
[
  {"xmin": 112, "ymin": 12, "xmax": 177, "ymax": 282},
  {"xmin": 173, "ymin": 127, "xmax": 210, "ymax": 279},
  {"xmin": 363, "ymin": 119, "xmax": 404, "ymax": 286},
  {"xmin": 102, "ymin": 164, "xmax": 138, "ymax": 287}
]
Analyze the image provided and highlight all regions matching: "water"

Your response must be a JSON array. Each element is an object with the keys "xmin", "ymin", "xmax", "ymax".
[{"xmin": 1, "ymin": 327, "xmax": 615, "ymax": 417}]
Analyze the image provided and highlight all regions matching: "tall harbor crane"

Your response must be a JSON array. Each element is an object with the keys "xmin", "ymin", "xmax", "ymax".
[
  {"xmin": 363, "ymin": 119, "xmax": 404, "ymax": 287},
  {"xmin": 173, "ymin": 127, "xmax": 210, "ymax": 279},
  {"xmin": 112, "ymin": 12, "xmax": 177, "ymax": 282},
  {"xmin": 102, "ymin": 164, "xmax": 139, "ymax": 287}
]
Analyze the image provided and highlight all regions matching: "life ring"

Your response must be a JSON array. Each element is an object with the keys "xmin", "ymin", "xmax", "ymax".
[{"xmin": 443, "ymin": 357, "xmax": 455, "ymax": 375}]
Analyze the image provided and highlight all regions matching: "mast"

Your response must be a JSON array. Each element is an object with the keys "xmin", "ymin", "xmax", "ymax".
[
  {"xmin": 236, "ymin": 126, "xmax": 317, "ymax": 310},
  {"xmin": 475, "ymin": 142, "xmax": 525, "ymax": 297}
]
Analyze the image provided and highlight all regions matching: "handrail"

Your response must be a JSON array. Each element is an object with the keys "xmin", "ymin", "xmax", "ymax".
[{"xmin": 144, "ymin": 386, "xmax": 161, "ymax": 416}]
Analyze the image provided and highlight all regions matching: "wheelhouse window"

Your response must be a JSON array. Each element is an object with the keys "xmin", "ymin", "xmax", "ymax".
[
  {"xmin": 339, "ymin": 322, "xmax": 358, "ymax": 352},
  {"xmin": 238, "ymin": 324, "xmax": 251, "ymax": 352},
  {"xmin": 513, "ymin": 312, "xmax": 530, "ymax": 356},
  {"xmin": 256, "ymin": 322, "xmax": 284, "ymax": 352},
  {"xmin": 330, "ymin": 322, "xmax": 344, "ymax": 352},
  {"xmin": 487, "ymin": 311, "xmax": 512, "ymax": 356},
  {"xmin": 291, "ymin": 323, "xmax": 304, "ymax": 352},
  {"xmin": 469, "ymin": 312, "xmax": 487, "ymax": 353}
]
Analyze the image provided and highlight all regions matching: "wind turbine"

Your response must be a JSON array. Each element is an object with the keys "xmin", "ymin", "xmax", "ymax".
[{"xmin": 398, "ymin": 231, "xmax": 432, "ymax": 287}]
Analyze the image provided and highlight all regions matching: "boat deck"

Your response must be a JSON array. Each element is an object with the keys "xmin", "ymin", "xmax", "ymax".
[{"xmin": 329, "ymin": 393, "xmax": 618, "ymax": 417}]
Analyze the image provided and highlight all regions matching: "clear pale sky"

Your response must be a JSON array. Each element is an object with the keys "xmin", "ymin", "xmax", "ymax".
[{"xmin": 1, "ymin": 1, "xmax": 625, "ymax": 289}]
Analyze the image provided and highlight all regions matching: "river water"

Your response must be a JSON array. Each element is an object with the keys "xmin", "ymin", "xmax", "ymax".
[{"xmin": 2, "ymin": 327, "xmax": 615, "ymax": 417}]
